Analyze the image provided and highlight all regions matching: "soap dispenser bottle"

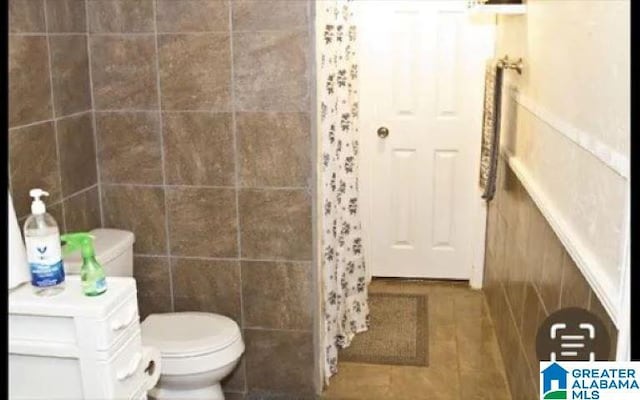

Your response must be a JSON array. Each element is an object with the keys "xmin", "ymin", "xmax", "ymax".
[
  {"xmin": 61, "ymin": 233, "xmax": 107, "ymax": 296},
  {"xmin": 23, "ymin": 188, "xmax": 65, "ymax": 296}
]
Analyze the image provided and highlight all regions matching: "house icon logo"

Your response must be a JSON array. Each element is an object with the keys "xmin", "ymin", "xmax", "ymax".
[{"xmin": 541, "ymin": 362, "xmax": 568, "ymax": 399}]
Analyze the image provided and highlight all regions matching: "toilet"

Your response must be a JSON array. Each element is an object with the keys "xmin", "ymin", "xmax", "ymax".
[{"xmin": 63, "ymin": 228, "xmax": 244, "ymax": 400}]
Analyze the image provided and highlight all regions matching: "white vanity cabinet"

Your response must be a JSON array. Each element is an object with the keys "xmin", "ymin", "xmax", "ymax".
[{"xmin": 9, "ymin": 276, "xmax": 158, "ymax": 400}]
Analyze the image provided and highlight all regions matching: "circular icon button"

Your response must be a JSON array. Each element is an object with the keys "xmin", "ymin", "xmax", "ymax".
[{"xmin": 536, "ymin": 307, "xmax": 611, "ymax": 362}]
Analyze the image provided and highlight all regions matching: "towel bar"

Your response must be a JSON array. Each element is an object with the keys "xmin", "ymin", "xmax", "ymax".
[{"xmin": 497, "ymin": 55, "xmax": 523, "ymax": 74}]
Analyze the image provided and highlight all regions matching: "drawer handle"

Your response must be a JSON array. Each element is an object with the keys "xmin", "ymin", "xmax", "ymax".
[
  {"xmin": 111, "ymin": 308, "xmax": 137, "ymax": 332},
  {"xmin": 117, "ymin": 352, "xmax": 142, "ymax": 381}
]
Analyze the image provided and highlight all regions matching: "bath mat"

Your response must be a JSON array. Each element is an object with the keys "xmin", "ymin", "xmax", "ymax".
[{"xmin": 339, "ymin": 292, "xmax": 429, "ymax": 366}]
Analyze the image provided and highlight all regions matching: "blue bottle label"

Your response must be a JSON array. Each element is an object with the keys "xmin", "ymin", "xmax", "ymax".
[
  {"xmin": 26, "ymin": 233, "xmax": 65, "ymax": 288},
  {"xmin": 94, "ymin": 277, "xmax": 107, "ymax": 293},
  {"xmin": 30, "ymin": 260, "xmax": 65, "ymax": 287}
]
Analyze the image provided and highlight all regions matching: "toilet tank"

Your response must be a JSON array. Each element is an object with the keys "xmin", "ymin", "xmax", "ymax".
[{"xmin": 63, "ymin": 229, "xmax": 135, "ymax": 277}]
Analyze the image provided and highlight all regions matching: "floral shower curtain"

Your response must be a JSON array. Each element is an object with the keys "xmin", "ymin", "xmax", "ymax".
[{"xmin": 320, "ymin": 0, "xmax": 369, "ymax": 383}]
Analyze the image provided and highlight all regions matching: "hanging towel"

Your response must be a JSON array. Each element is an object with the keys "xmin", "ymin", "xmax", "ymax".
[{"xmin": 479, "ymin": 59, "xmax": 504, "ymax": 201}]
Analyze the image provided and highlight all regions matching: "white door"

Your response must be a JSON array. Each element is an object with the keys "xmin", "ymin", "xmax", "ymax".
[{"xmin": 357, "ymin": 1, "xmax": 495, "ymax": 279}]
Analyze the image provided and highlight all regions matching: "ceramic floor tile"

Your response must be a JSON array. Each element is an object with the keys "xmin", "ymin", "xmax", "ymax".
[
  {"xmin": 323, "ymin": 280, "xmax": 512, "ymax": 400},
  {"xmin": 389, "ymin": 365, "xmax": 461, "ymax": 400},
  {"xmin": 453, "ymin": 290, "xmax": 489, "ymax": 321},
  {"xmin": 321, "ymin": 362, "xmax": 393, "ymax": 400},
  {"xmin": 459, "ymin": 367, "xmax": 512, "ymax": 400}
]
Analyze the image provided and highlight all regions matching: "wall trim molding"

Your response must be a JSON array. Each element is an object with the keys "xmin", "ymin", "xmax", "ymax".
[
  {"xmin": 470, "ymin": 195, "xmax": 487, "ymax": 289},
  {"xmin": 501, "ymin": 149, "xmax": 620, "ymax": 327},
  {"xmin": 511, "ymin": 89, "xmax": 629, "ymax": 180}
]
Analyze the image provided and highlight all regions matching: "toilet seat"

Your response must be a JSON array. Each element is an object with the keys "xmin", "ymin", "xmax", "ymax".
[{"xmin": 141, "ymin": 312, "xmax": 244, "ymax": 375}]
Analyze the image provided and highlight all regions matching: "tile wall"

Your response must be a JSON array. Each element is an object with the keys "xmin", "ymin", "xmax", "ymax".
[
  {"xmin": 484, "ymin": 156, "xmax": 619, "ymax": 399},
  {"xmin": 9, "ymin": 0, "xmax": 100, "ymax": 232},
  {"xmin": 86, "ymin": 1, "xmax": 314, "ymax": 398}
]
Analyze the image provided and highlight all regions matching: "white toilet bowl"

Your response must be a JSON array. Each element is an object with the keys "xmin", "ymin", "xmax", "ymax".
[
  {"xmin": 62, "ymin": 229, "xmax": 245, "ymax": 399},
  {"xmin": 141, "ymin": 312, "xmax": 244, "ymax": 400}
]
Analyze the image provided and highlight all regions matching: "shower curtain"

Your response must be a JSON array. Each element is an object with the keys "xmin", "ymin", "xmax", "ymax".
[{"xmin": 319, "ymin": 0, "xmax": 369, "ymax": 383}]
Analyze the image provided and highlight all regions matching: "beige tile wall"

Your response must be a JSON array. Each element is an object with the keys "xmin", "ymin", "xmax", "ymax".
[
  {"xmin": 9, "ymin": 0, "xmax": 99, "ymax": 233},
  {"xmin": 484, "ymin": 156, "xmax": 619, "ymax": 399},
  {"xmin": 85, "ymin": 0, "xmax": 314, "ymax": 397}
]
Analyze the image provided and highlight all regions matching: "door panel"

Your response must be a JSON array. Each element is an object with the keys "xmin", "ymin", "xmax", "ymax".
[{"xmin": 357, "ymin": 1, "xmax": 494, "ymax": 279}]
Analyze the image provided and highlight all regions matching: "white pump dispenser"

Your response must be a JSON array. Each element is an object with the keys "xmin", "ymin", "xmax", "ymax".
[
  {"xmin": 24, "ymin": 188, "xmax": 65, "ymax": 296},
  {"xmin": 29, "ymin": 188, "xmax": 49, "ymax": 215}
]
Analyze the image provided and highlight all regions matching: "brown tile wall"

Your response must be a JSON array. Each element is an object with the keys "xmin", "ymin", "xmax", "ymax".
[
  {"xmin": 484, "ymin": 156, "xmax": 620, "ymax": 399},
  {"xmin": 86, "ymin": 1, "xmax": 314, "ymax": 397},
  {"xmin": 9, "ymin": 0, "xmax": 100, "ymax": 233}
]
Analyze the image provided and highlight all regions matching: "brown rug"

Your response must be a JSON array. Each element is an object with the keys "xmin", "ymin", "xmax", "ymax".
[{"xmin": 340, "ymin": 292, "xmax": 429, "ymax": 366}]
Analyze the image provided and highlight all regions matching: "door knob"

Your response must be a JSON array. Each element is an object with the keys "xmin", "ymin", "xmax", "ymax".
[{"xmin": 377, "ymin": 127, "xmax": 389, "ymax": 138}]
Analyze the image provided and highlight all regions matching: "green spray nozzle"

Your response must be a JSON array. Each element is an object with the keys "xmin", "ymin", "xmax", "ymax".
[{"xmin": 61, "ymin": 232, "xmax": 96, "ymax": 259}]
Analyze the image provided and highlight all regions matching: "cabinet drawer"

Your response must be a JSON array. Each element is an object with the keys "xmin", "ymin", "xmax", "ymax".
[
  {"xmin": 9, "ymin": 314, "xmax": 76, "ymax": 346},
  {"xmin": 11, "ymin": 294, "xmax": 140, "ymax": 356},
  {"xmin": 77, "ymin": 294, "xmax": 139, "ymax": 351},
  {"xmin": 88, "ymin": 331, "xmax": 146, "ymax": 400},
  {"xmin": 108, "ymin": 331, "xmax": 145, "ymax": 400}
]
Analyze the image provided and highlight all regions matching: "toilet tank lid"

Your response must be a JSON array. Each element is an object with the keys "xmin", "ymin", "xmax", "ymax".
[{"xmin": 63, "ymin": 228, "xmax": 135, "ymax": 270}]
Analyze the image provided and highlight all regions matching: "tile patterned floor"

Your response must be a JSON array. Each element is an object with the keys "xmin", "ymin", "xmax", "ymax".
[{"xmin": 321, "ymin": 278, "xmax": 513, "ymax": 400}]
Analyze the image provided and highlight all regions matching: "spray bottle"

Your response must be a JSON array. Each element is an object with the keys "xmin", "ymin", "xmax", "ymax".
[{"xmin": 61, "ymin": 233, "xmax": 107, "ymax": 296}]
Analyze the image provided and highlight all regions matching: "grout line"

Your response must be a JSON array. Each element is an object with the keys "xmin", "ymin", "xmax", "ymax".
[
  {"xmin": 11, "ymin": 32, "xmax": 89, "ymax": 37},
  {"xmin": 8, "ymin": 109, "xmax": 94, "ymax": 131},
  {"xmin": 483, "ymin": 290, "xmax": 520, "ymax": 398},
  {"xmin": 533, "ymin": 281, "xmax": 549, "ymax": 316},
  {"xmin": 156, "ymin": 31, "xmax": 230, "ymax": 36},
  {"xmin": 42, "ymin": 5, "xmax": 67, "ymax": 231},
  {"xmin": 228, "ymin": 0, "xmax": 245, "ymax": 330},
  {"xmin": 151, "ymin": 0, "xmax": 175, "ymax": 313},
  {"xmin": 58, "ymin": 201, "xmax": 67, "ymax": 233},
  {"xmin": 230, "ymin": 28, "xmax": 310, "ymax": 33},
  {"xmin": 307, "ymin": 0, "xmax": 323, "ymax": 392},
  {"xmin": 99, "ymin": 182, "xmax": 309, "ymax": 190},
  {"xmin": 242, "ymin": 326, "xmax": 314, "ymax": 333},
  {"xmin": 94, "ymin": 109, "xmax": 161, "ymax": 113},
  {"xmin": 557, "ymin": 252, "xmax": 567, "ymax": 310},
  {"xmin": 31, "ymin": 29, "xmax": 310, "ymax": 37},
  {"xmin": 517, "ymin": 207, "xmax": 536, "ymax": 332},
  {"xmin": 71, "ymin": 32, "xmax": 157, "ymax": 37},
  {"xmin": 99, "ymin": 183, "xmax": 234, "ymax": 189},
  {"xmin": 83, "ymin": 0, "xmax": 104, "ymax": 229},
  {"xmin": 227, "ymin": 3, "xmax": 248, "ymax": 390},
  {"xmin": 17, "ymin": 183, "xmax": 102, "ymax": 220},
  {"xmin": 497, "ymin": 283, "xmax": 519, "ymax": 395},
  {"xmin": 499, "ymin": 282, "xmax": 538, "ymax": 396},
  {"xmin": 8, "ymin": 32, "xmax": 48, "ymax": 36},
  {"xmin": 61, "ymin": 183, "xmax": 100, "ymax": 203},
  {"xmin": 133, "ymin": 253, "xmax": 312, "ymax": 264},
  {"xmin": 453, "ymin": 306, "xmax": 464, "ymax": 400},
  {"xmin": 10, "ymin": 29, "xmax": 311, "ymax": 38},
  {"xmin": 53, "ymin": 109, "xmax": 93, "ymax": 121},
  {"xmin": 240, "ymin": 257, "xmax": 312, "ymax": 264},
  {"xmin": 483, "ymin": 294, "xmax": 512, "ymax": 385},
  {"xmin": 95, "ymin": 109, "xmax": 228, "ymax": 113},
  {"xmin": 93, "ymin": 109, "xmax": 309, "ymax": 115}
]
